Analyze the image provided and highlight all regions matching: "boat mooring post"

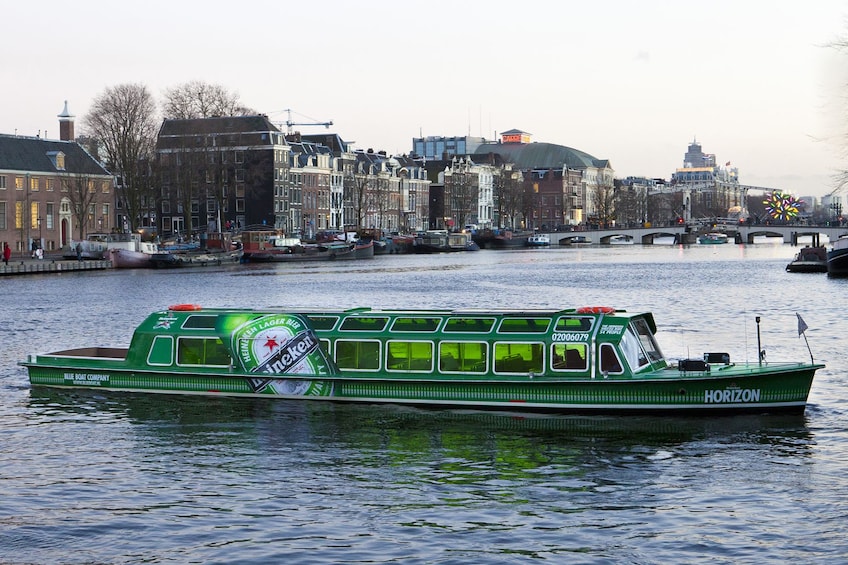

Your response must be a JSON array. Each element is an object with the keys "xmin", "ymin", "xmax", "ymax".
[{"xmin": 756, "ymin": 316, "xmax": 763, "ymax": 366}]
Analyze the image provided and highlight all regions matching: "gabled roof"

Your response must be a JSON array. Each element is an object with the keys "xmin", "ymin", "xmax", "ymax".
[
  {"xmin": 157, "ymin": 115, "xmax": 280, "ymax": 137},
  {"xmin": 0, "ymin": 134, "xmax": 111, "ymax": 176},
  {"xmin": 472, "ymin": 141, "xmax": 609, "ymax": 170}
]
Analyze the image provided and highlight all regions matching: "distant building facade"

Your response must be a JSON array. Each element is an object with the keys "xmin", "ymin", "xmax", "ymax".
[
  {"xmin": 0, "ymin": 102, "xmax": 114, "ymax": 254},
  {"xmin": 670, "ymin": 139, "xmax": 744, "ymax": 222}
]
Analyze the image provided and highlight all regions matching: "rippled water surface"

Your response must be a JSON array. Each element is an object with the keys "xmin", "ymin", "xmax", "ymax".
[{"xmin": 2, "ymin": 244, "xmax": 847, "ymax": 563}]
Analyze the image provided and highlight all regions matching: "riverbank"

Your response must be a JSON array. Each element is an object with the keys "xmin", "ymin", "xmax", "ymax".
[{"xmin": 0, "ymin": 253, "xmax": 111, "ymax": 276}]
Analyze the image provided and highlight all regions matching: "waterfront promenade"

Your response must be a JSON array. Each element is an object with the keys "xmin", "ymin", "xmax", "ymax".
[{"xmin": 0, "ymin": 254, "xmax": 111, "ymax": 276}]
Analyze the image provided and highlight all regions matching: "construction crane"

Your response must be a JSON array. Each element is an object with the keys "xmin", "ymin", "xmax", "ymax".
[{"xmin": 282, "ymin": 109, "xmax": 333, "ymax": 135}]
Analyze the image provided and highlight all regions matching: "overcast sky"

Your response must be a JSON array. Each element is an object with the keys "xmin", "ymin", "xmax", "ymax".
[{"xmin": 3, "ymin": 0, "xmax": 848, "ymax": 196}]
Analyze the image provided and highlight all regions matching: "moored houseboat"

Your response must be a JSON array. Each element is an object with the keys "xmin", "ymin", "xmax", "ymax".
[
  {"xmin": 21, "ymin": 305, "xmax": 822, "ymax": 415},
  {"xmin": 240, "ymin": 231, "xmax": 373, "ymax": 262}
]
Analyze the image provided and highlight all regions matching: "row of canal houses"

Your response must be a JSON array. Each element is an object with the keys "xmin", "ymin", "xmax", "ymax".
[{"xmin": 1, "ymin": 102, "xmax": 628, "ymax": 255}]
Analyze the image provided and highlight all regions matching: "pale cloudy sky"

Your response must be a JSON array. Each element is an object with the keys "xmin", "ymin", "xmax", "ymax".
[{"xmin": 3, "ymin": 0, "xmax": 848, "ymax": 196}]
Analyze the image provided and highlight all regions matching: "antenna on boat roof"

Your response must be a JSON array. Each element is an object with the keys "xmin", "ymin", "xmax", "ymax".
[{"xmin": 756, "ymin": 316, "xmax": 764, "ymax": 366}]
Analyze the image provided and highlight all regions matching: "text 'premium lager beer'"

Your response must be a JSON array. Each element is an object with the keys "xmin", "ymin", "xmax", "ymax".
[{"xmin": 219, "ymin": 313, "xmax": 335, "ymax": 396}]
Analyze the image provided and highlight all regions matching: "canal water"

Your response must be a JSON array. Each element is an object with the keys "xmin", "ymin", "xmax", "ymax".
[{"xmin": 2, "ymin": 242, "xmax": 847, "ymax": 563}]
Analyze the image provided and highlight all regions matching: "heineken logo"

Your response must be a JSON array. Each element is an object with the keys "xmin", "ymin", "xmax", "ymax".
[
  {"xmin": 254, "ymin": 331, "xmax": 319, "ymax": 375},
  {"xmin": 224, "ymin": 313, "xmax": 334, "ymax": 378}
]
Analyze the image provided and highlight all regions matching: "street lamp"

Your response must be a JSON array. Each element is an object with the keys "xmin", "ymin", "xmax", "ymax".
[
  {"xmin": 831, "ymin": 201, "xmax": 843, "ymax": 225},
  {"xmin": 37, "ymin": 217, "xmax": 42, "ymax": 249}
]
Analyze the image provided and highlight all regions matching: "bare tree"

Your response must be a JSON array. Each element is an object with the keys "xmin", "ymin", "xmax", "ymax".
[
  {"xmin": 590, "ymin": 179, "xmax": 616, "ymax": 228},
  {"xmin": 162, "ymin": 81, "xmax": 255, "ymax": 119},
  {"xmin": 61, "ymin": 173, "xmax": 99, "ymax": 239},
  {"xmin": 84, "ymin": 83, "xmax": 159, "ymax": 232},
  {"xmin": 344, "ymin": 165, "xmax": 373, "ymax": 230},
  {"xmin": 447, "ymin": 159, "xmax": 478, "ymax": 230}
]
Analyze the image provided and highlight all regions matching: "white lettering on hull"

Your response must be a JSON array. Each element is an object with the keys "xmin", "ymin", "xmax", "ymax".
[{"xmin": 704, "ymin": 388, "xmax": 761, "ymax": 403}]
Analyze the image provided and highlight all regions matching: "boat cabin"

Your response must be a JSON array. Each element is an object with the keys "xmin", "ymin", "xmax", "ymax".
[{"xmin": 119, "ymin": 306, "xmax": 668, "ymax": 381}]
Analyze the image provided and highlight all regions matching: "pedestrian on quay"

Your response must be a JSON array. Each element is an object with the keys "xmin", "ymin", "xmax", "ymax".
[
  {"xmin": 75, "ymin": 242, "xmax": 82, "ymax": 262},
  {"xmin": 2, "ymin": 243, "xmax": 10, "ymax": 265}
]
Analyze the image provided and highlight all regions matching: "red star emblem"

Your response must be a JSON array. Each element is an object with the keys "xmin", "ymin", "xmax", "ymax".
[{"xmin": 264, "ymin": 336, "xmax": 279, "ymax": 351}]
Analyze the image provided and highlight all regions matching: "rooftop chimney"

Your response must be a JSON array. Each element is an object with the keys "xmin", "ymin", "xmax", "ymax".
[{"xmin": 58, "ymin": 100, "xmax": 75, "ymax": 141}]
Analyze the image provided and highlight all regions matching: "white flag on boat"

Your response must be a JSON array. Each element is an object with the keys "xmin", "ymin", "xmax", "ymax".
[{"xmin": 796, "ymin": 313, "xmax": 809, "ymax": 337}]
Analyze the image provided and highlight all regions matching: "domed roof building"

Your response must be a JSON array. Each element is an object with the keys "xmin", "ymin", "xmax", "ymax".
[{"xmin": 472, "ymin": 129, "xmax": 610, "ymax": 171}]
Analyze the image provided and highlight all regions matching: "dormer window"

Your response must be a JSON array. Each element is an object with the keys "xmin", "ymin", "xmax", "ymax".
[{"xmin": 47, "ymin": 151, "xmax": 66, "ymax": 171}]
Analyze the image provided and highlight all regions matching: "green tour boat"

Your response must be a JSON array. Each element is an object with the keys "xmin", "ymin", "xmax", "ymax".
[{"xmin": 21, "ymin": 305, "xmax": 823, "ymax": 414}]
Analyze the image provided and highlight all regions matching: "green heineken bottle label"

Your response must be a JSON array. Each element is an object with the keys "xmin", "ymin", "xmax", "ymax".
[{"xmin": 217, "ymin": 313, "xmax": 335, "ymax": 396}]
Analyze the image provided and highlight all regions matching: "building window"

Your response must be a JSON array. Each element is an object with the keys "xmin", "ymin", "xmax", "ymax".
[
  {"xmin": 46, "ymin": 203, "xmax": 54, "ymax": 230},
  {"xmin": 0, "ymin": 202, "xmax": 5, "ymax": 230},
  {"xmin": 236, "ymin": 199, "xmax": 245, "ymax": 212},
  {"xmin": 15, "ymin": 202, "xmax": 22, "ymax": 228},
  {"xmin": 235, "ymin": 169, "xmax": 245, "ymax": 182},
  {"xmin": 102, "ymin": 180, "xmax": 110, "ymax": 193},
  {"xmin": 162, "ymin": 200, "xmax": 170, "ymax": 214},
  {"xmin": 29, "ymin": 177, "xmax": 39, "ymax": 191},
  {"xmin": 46, "ymin": 178, "xmax": 54, "ymax": 191},
  {"xmin": 15, "ymin": 177, "xmax": 23, "ymax": 190},
  {"xmin": 235, "ymin": 151, "xmax": 244, "ymax": 164},
  {"xmin": 0, "ymin": 176, "xmax": 5, "ymax": 189}
]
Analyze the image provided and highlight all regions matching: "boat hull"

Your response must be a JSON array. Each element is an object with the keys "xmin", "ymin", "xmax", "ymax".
[
  {"xmin": 827, "ymin": 245, "xmax": 848, "ymax": 277},
  {"xmin": 25, "ymin": 361, "xmax": 816, "ymax": 414},
  {"xmin": 108, "ymin": 248, "xmax": 154, "ymax": 269}
]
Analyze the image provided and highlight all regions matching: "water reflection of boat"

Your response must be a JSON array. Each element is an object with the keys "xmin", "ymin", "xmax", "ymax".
[
  {"xmin": 786, "ymin": 246, "xmax": 827, "ymax": 273},
  {"xmin": 28, "ymin": 386, "xmax": 812, "ymax": 444}
]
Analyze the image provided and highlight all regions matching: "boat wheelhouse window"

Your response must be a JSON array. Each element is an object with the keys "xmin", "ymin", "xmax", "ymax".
[
  {"xmin": 181, "ymin": 315, "xmax": 218, "ymax": 330},
  {"xmin": 306, "ymin": 316, "xmax": 340, "ymax": 331},
  {"xmin": 176, "ymin": 337, "xmax": 232, "ymax": 367},
  {"xmin": 390, "ymin": 317, "xmax": 441, "ymax": 332},
  {"xmin": 599, "ymin": 343, "xmax": 624, "ymax": 374},
  {"xmin": 339, "ymin": 317, "xmax": 389, "ymax": 332},
  {"xmin": 147, "ymin": 335, "xmax": 174, "ymax": 366},
  {"xmin": 386, "ymin": 341, "xmax": 433, "ymax": 372},
  {"xmin": 444, "ymin": 317, "xmax": 495, "ymax": 333},
  {"xmin": 493, "ymin": 342, "xmax": 544, "ymax": 373},
  {"xmin": 497, "ymin": 318, "xmax": 551, "ymax": 333},
  {"xmin": 630, "ymin": 318, "xmax": 664, "ymax": 363},
  {"xmin": 439, "ymin": 341, "xmax": 488, "ymax": 373},
  {"xmin": 551, "ymin": 343, "xmax": 588, "ymax": 371},
  {"xmin": 335, "ymin": 339, "xmax": 381, "ymax": 370},
  {"xmin": 554, "ymin": 316, "xmax": 593, "ymax": 332}
]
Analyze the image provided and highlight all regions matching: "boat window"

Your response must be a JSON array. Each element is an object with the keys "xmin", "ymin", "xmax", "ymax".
[
  {"xmin": 386, "ymin": 341, "xmax": 433, "ymax": 372},
  {"xmin": 339, "ymin": 317, "xmax": 389, "ymax": 332},
  {"xmin": 599, "ymin": 343, "xmax": 624, "ymax": 374},
  {"xmin": 551, "ymin": 343, "xmax": 588, "ymax": 371},
  {"xmin": 554, "ymin": 316, "xmax": 593, "ymax": 332},
  {"xmin": 306, "ymin": 316, "xmax": 339, "ymax": 331},
  {"xmin": 147, "ymin": 335, "xmax": 174, "ymax": 366},
  {"xmin": 176, "ymin": 337, "xmax": 232, "ymax": 367},
  {"xmin": 335, "ymin": 339, "xmax": 381, "ymax": 370},
  {"xmin": 493, "ymin": 342, "xmax": 544, "ymax": 373},
  {"xmin": 497, "ymin": 318, "xmax": 551, "ymax": 333},
  {"xmin": 181, "ymin": 315, "xmax": 217, "ymax": 330},
  {"xmin": 390, "ymin": 317, "xmax": 441, "ymax": 332},
  {"xmin": 439, "ymin": 341, "xmax": 488, "ymax": 373},
  {"xmin": 444, "ymin": 317, "xmax": 495, "ymax": 333},
  {"xmin": 630, "ymin": 318, "xmax": 664, "ymax": 364},
  {"xmin": 319, "ymin": 339, "xmax": 331, "ymax": 357}
]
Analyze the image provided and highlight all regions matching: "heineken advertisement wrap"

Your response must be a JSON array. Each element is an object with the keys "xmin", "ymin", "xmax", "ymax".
[{"xmin": 217, "ymin": 312, "xmax": 336, "ymax": 396}]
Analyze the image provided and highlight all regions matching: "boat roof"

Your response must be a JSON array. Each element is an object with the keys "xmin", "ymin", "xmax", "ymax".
[{"xmin": 150, "ymin": 305, "xmax": 656, "ymax": 332}]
